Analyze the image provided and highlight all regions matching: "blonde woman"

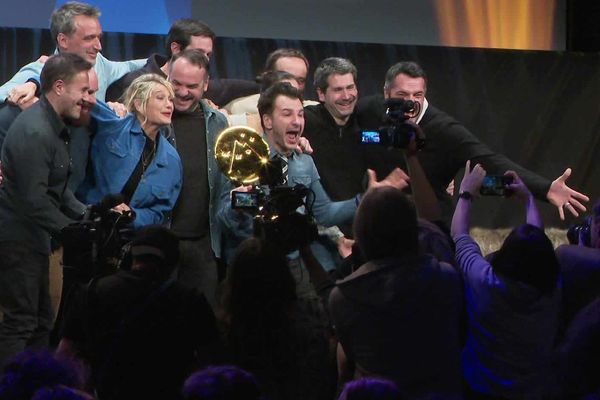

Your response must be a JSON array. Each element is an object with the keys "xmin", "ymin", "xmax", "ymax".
[{"xmin": 80, "ymin": 74, "xmax": 182, "ymax": 227}]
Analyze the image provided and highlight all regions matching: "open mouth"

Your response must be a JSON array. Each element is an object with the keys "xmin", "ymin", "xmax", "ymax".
[
  {"xmin": 337, "ymin": 100, "xmax": 355, "ymax": 109},
  {"xmin": 286, "ymin": 130, "xmax": 300, "ymax": 140}
]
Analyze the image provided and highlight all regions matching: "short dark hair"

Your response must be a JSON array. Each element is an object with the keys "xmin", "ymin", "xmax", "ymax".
[
  {"xmin": 384, "ymin": 61, "xmax": 427, "ymax": 91},
  {"xmin": 50, "ymin": 1, "xmax": 100, "ymax": 45},
  {"xmin": 259, "ymin": 70, "xmax": 297, "ymax": 93},
  {"xmin": 264, "ymin": 48, "xmax": 309, "ymax": 72},
  {"xmin": 182, "ymin": 365, "xmax": 261, "ymax": 400},
  {"xmin": 339, "ymin": 377, "xmax": 403, "ymax": 400},
  {"xmin": 166, "ymin": 19, "xmax": 215, "ymax": 57},
  {"xmin": 354, "ymin": 186, "xmax": 419, "ymax": 260},
  {"xmin": 257, "ymin": 81, "xmax": 303, "ymax": 123},
  {"xmin": 0, "ymin": 349, "xmax": 84, "ymax": 400},
  {"xmin": 32, "ymin": 385, "xmax": 94, "ymax": 400},
  {"xmin": 40, "ymin": 53, "xmax": 92, "ymax": 94},
  {"xmin": 170, "ymin": 48, "xmax": 210, "ymax": 74},
  {"xmin": 313, "ymin": 57, "xmax": 357, "ymax": 92},
  {"xmin": 491, "ymin": 224, "xmax": 560, "ymax": 294}
]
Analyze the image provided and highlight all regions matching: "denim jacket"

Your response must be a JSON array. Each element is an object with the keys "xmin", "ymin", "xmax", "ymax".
[
  {"xmin": 80, "ymin": 100, "xmax": 182, "ymax": 228},
  {"xmin": 217, "ymin": 136, "xmax": 358, "ymax": 261},
  {"xmin": 175, "ymin": 101, "xmax": 230, "ymax": 258}
]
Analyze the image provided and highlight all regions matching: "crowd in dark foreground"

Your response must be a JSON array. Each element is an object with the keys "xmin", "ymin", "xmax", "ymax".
[
  {"xmin": 1, "ymin": 2, "xmax": 598, "ymax": 399},
  {"xmin": 0, "ymin": 187, "xmax": 599, "ymax": 400}
]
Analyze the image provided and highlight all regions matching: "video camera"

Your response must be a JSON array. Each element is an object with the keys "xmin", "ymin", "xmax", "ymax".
[
  {"xmin": 361, "ymin": 98, "xmax": 425, "ymax": 149},
  {"xmin": 567, "ymin": 216, "xmax": 592, "ymax": 247},
  {"xmin": 61, "ymin": 194, "xmax": 135, "ymax": 281},
  {"xmin": 231, "ymin": 159, "xmax": 318, "ymax": 253},
  {"xmin": 52, "ymin": 194, "xmax": 135, "ymax": 345},
  {"xmin": 214, "ymin": 126, "xmax": 318, "ymax": 253}
]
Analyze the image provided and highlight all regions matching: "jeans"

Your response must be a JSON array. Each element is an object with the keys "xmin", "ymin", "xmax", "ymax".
[{"xmin": 0, "ymin": 241, "xmax": 53, "ymax": 368}]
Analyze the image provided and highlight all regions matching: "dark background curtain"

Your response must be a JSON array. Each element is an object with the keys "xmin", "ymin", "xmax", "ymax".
[{"xmin": 1, "ymin": 27, "xmax": 598, "ymax": 228}]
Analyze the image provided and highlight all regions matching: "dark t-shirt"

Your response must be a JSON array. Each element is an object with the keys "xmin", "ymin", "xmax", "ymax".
[{"xmin": 170, "ymin": 106, "xmax": 210, "ymax": 238}]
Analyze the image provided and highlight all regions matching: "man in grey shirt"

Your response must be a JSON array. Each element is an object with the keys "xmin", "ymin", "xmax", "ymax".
[{"xmin": 0, "ymin": 53, "xmax": 91, "ymax": 367}]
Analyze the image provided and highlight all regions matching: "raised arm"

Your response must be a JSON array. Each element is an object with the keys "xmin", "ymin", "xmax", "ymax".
[
  {"xmin": 504, "ymin": 170, "xmax": 543, "ymax": 229},
  {"xmin": 0, "ymin": 61, "xmax": 44, "ymax": 103},
  {"xmin": 451, "ymin": 160, "xmax": 486, "ymax": 238},
  {"xmin": 404, "ymin": 123, "xmax": 442, "ymax": 221}
]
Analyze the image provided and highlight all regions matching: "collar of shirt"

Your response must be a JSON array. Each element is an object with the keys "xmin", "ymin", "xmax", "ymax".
[
  {"xmin": 416, "ymin": 98, "xmax": 429, "ymax": 124},
  {"xmin": 127, "ymin": 114, "xmax": 170, "ymax": 167},
  {"xmin": 263, "ymin": 132, "xmax": 298, "ymax": 159},
  {"xmin": 39, "ymin": 95, "xmax": 69, "ymax": 140}
]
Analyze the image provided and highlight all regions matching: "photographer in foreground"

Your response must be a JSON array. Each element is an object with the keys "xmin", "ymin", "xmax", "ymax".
[
  {"xmin": 451, "ymin": 161, "xmax": 561, "ymax": 399},
  {"xmin": 217, "ymin": 82, "xmax": 407, "ymax": 297},
  {"xmin": 329, "ymin": 186, "xmax": 463, "ymax": 399},
  {"xmin": 218, "ymin": 238, "xmax": 334, "ymax": 400},
  {"xmin": 56, "ymin": 226, "xmax": 219, "ymax": 400}
]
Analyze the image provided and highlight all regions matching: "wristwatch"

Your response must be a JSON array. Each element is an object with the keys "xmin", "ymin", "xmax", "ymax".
[{"xmin": 458, "ymin": 191, "xmax": 473, "ymax": 201}]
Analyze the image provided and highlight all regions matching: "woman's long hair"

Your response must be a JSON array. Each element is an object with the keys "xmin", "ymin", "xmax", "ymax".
[
  {"xmin": 491, "ymin": 224, "xmax": 560, "ymax": 294},
  {"xmin": 220, "ymin": 238, "xmax": 297, "ymax": 370}
]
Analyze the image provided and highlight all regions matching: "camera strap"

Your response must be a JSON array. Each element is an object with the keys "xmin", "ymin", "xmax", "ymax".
[{"xmin": 121, "ymin": 137, "xmax": 157, "ymax": 203}]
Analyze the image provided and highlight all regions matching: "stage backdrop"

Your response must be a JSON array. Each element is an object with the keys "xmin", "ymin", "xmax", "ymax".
[{"xmin": 0, "ymin": 28, "xmax": 598, "ymax": 229}]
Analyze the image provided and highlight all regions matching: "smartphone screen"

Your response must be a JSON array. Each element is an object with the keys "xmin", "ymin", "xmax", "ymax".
[{"xmin": 480, "ymin": 175, "xmax": 513, "ymax": 196}]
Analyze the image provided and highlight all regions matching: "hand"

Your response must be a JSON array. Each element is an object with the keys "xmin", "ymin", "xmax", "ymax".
[
  {"xmin": 405, "ymin": 121, "xmax": 424, "ymax": 157},
  {"xmin": 111, "ymin": 203, "xmax": 131, "ymax": 213},
  {"xmin": 337, "ymin": 237, "xmax": 354, "ymax": 258},
  {"xmin": 7, "ymin": 82, "xmax": 37, "ymax": 106},
  {"xmin": 231, "ymin": 185, "xmax": 253, "ymax": 195},
  {"xmin": 504, "ymin": 170, "xmax": 532, "ymax": 202},
  {"xmin": 367, "ymin": 167, "xmax": 410, "ymax": 191},
  {"xmin": 17, "ymin": 96, "xmax": 39, "ymax": 110},
  {"xmin": 459, "ymin": 160, "xmax": 486, "ymax": 195},
  {"xmin": 107, "ymin": 101, "xmax": 127, "ymax": 117},
  {"xmin": 547, "ymin": 168, "xmax": 589, "ymax": 220},
  {"xmin": 36, "ymin": 55, "xmax": 49, "ymax": 64},
  {"xmin": 204, "ymin": 99, "xmax": 220, "ymax": 109},
  {"xmin": 296, "ymin": 136, "xmax": 313, "ymax": 154},
  {"xmin": 446, "ymin": 179, "xmax": 455, "ymax": 196}
]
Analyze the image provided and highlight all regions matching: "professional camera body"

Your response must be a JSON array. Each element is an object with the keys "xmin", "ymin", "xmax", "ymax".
[
  {"xmin": 361, "ymin": 98, "xmax": 425, "ymax": 149},
  {"xmin": 52, "ymin": 194, "xmax": 135, "ymax": 345},
  {"xmin": 61, "ymin": 194, "xmax": 135, "ymax": 282},
  {"xmin": 567, "ymin": 216, "xmax": 592, "ymax": 247},
  {"xmin": 214, "ymin": 126, "xmax": 318, "ymax": 253},
  {"xmin": 231, "ymin": 161, "xmax": 318, "ymax": 253}
]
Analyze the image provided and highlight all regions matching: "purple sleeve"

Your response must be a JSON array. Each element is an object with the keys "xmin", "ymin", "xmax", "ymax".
[{"xmin": 454, "ymin": 234, "xmax": 495, "ymax": 289}]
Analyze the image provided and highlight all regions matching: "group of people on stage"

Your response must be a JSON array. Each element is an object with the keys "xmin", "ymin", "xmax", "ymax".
[{"xmin": 0, "ymin": 1, "xmax": 599, "ymax": 399}]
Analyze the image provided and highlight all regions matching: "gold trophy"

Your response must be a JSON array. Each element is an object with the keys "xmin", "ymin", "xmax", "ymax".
[{"xmin": 214, "ymin": 126, "xmax": 270, "ymax": 185}]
